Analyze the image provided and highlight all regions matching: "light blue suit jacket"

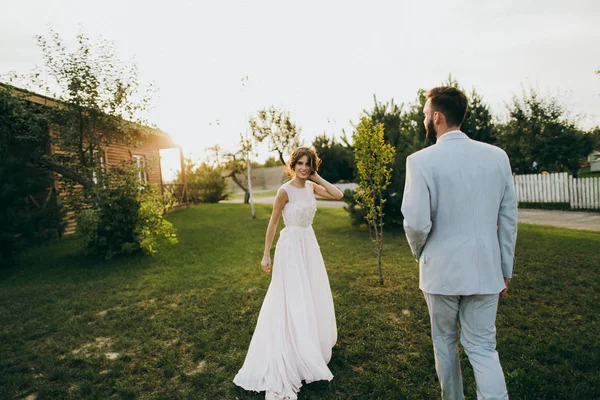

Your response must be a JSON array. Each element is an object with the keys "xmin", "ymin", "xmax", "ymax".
[{"xmin": 401, "ymin": 131, "xmax": 518, "ymax": 295}]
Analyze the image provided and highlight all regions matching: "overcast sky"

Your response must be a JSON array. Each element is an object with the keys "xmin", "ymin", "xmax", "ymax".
[{"xmin": 1, "ymin": 0, "xmax": 599, "ymax": 169}]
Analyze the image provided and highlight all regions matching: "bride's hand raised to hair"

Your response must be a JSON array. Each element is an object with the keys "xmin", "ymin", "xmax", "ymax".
[{"xmin": 309, "ymin": 171, "xmax": 321, "ymax": 182}]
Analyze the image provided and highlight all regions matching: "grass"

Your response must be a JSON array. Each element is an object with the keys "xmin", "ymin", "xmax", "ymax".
[
  {"xmin": 578, "ymin": 165, "xmax": 600, "ymax": 178},
  {"xmin": 1, "ymin": 204, "xmax": 599, "ymax": 399}
]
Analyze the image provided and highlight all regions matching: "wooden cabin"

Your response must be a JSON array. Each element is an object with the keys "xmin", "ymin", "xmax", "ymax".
[{"xmin": 1, "ymin": 83, "xmax": 188, "ymax": 236}]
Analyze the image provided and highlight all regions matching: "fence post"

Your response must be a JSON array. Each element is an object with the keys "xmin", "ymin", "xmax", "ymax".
[
  {"xmin": 560, "ymin": 173, "xmax": 567, "ymax": 203},
  {"xmin": 588, "ymin": 177, "xmax": 591, "ymax": 209},
  {"xmin": 569, "ymin": 175, "xmax": 574, "ymax": 209},
  {"xmin": 573, "ymin": 178, "xmax": 579, "ymax": 208},
  {"xmin": 596, "ymin": 177, "xmax": 600, "ymax": 210},
  {"xmin": 552, "ymin": 173, "xmax": 558, "ymax": 202}
]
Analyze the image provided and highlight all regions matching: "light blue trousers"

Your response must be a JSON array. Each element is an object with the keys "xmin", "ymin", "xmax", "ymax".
[{"xmin": 423, "ymin": 293, "xmax": 509, "ymax": 400}]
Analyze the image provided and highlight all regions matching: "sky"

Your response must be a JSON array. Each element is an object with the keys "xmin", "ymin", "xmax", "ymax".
[{"xmin": 1, "ymin": 0, "xmax": 599, "ymax": 179}]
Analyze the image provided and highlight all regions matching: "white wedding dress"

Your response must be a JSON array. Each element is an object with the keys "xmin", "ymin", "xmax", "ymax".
[{"xmin": 233, "ymin": 180, "xmax": 337, "ymax": 400}]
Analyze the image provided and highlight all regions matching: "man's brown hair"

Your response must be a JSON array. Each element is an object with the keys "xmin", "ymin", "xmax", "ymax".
[
  {"xmin": 285, "ymin": 147, "xmax": 321, "ymax": 176},
  {"xmin": 426, "ymin": 86, "xmax": 469, "ymax": 127}
]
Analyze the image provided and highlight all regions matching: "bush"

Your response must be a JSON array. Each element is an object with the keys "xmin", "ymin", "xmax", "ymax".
[
  {"xmin": 77, "ymin": 164, "xmax": 177, "ymax": 260},
  {"xmin": 0, "ymin": 87, "xmax": 64, "ymax": 266},
  {"xmin": 342, "ymin": 189, "xmax": 366, "ymax": 227},
  {"xmin": 517, "ymin": 202, "xmax": 600, "ymax": 213},
  {"xmin": 312, "ymin": 134, "xmax": 356, "ymax": 183},
  {"xmin": 187, "ymin": 163, "xmax": 229, "ymax": 204},
  {"xmin": 518, "ymin": 202, "xmax": 572, "ymax": 211},
  {"xmin": 343, "ymin": 95, "xmax": 432, "ymax": 229},
  {"xmin": 136, "ymin": 185, "xmax": 178, "ymax": 255},
  {"xmin": 345, "ymin": 82, "xmax": 495, "ymax": 229}
]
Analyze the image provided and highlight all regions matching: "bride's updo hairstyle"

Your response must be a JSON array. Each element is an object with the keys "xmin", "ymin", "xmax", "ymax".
[{"xmin": 285, "ymin": 147, "xmax": 321, "ymax": 177}]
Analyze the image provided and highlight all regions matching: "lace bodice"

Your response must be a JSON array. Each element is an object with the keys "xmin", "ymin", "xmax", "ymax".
[{"xmin": 280, "ymin": 181, "xmax": 317, "ymax": 228}]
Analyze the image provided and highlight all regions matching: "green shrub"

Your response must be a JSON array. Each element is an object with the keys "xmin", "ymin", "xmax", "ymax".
[
  {"xmin": 342, "ymin": 189, "xmax": 366, "ymax": 227},
  {"xmin": 77, "ymin": 164, "xmax": 177, "ymax": 259},
  {"xmin": 0, "ymin": 87, "xmax": 64, "ymax": 265},
  {"xmin": 187, "ymin": 163, "xmax": 228, "ymax": 204},
  {"xmin": 518, "ymin": 202, "xmax": 600, "ymax": 213},
  {"xmin": 136, "ymin": 185, "xmax": 178, "ymax": 255},
  {"xmin": 518, "ymin": 202, "xmax": 572, "ymax": 211}
]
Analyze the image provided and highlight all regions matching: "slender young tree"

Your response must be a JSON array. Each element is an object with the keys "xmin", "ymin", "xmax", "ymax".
[
  {"xmin": 353, "ymin": 116, "xmax": 396, "ymax": 286},
  {"xmin": 222, "ymin": 133, "xmax": 257, "ymax": 207},
  {"xmin": 249, "ymin": 106, "xmax": 301, "ymax": 165},
  {"xmin": 242, "ymin": 132, "xmax": 256, "ymax": 218}
]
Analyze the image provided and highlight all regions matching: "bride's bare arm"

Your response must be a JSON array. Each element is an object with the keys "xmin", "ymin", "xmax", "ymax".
[
  {"xmin": 261, "ymin": 189, "xmax": 288, "ymax": 273},
  {"xmin": 310, "ymin": 172, "xmax": 344, "ymax": 200}
]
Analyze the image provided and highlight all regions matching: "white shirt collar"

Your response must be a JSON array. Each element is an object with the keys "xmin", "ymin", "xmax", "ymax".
[{"xmin": 436, "ymin": 130, "xmax": 468, "ymax": 143}]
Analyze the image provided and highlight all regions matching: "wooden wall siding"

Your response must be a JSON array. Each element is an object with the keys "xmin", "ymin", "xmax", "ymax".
[
  {"xmin": 4, "ymin": 83, "xmax": 183, "ymax": 236},
  {"xmin": 51, "ymin": 177, "xmax": 82, "ymax": 236},
  {"xmin": 105, "ymin": 142, "xmax": 163, "ymax": 187},
  {"xmin": 56, "ymin": 141, "xmax": 167, "ymax": 236},
  {"xmin": 63, "ymin": 210, "xmax": 77, "ymax": 236},
  {"xmin": 51, "ymin": 140, "xmax": 169, "ymax": 236}
]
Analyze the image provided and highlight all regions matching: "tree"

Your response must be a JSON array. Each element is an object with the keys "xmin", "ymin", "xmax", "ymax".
[
  {"xmin": 222, "ymin": 134, "xmax": 255, "ymax": 204},
  {"xmin": 183, "ymin": 159, "xmax": 229, "ymax": 204},
  {"xmin": 262, "ymin": 156, "xmax": 279, "ymax": 168},
  {"xmin": 353, "ymin": 117, "xmax": 396, "ymax": 286},
  {"xmin": 249, "ymin": 106, "xmax": 301, "ymax": 165},
  {"xmin": 0, "ymin": 88, "xmax": 64, "ymax": 265},
  {"xmin": 3, "ymin": 28, "xmax": 176, "ymax": 259},
  {"xmin": 443, "ymin": 76, "xmax": 497, "ymax": 144},
  {"xmin": 592, "ymin": 127, "xmax": 600, "ymax": 152},
  {"xmin": 223, "ymin": 155, "xmax": 250, "ymax": 203},
  {"xmin": 5, "ymin": 28, "xmax": 155, "ymax": 204},
  {"xmin": 312, "ymin": 133, "xmax": 355, "ymax": 183},
  {"xmin": 462, "ymin": 89, "xmax": 496, "ymax": 144},
  {"xmin": 347, "ymin": 94, "xmax": 432, "ymax": 228},
  {"xmin": 496, "ymin": 90, "xmax": 594, "ymax": 176},
  {"xmin": 346, "ymin": 79, "xmax": 495, "ymax": 228}
]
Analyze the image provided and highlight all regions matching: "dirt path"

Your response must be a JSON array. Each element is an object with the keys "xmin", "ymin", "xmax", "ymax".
[{"xmin": 517, "ymin": 209, "xmax": 600, "ymax": 231}]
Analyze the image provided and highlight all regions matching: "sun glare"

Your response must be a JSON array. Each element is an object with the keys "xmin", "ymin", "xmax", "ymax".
[{"xmin": 159, "ymin": 148, "xmax": 182, "ymax": 184}]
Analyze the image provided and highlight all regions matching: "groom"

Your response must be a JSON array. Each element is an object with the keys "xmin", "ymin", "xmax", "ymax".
[{"xmin": 401, "ymin": 86, "xmax": 518, "ymax": 399}]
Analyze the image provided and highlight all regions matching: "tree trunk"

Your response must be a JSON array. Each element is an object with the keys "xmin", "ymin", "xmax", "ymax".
[
  {"xmin": 571, "ymin": 167, "xmax": 580, "ymax": 178},
  {"xmin": 36, "ymin": 157, "xmax": 93, "ymax": 190},
  {"xmin": 278, "ymin": 151, "xmax": 286, "ymax": 166},
  {"xmin": 227, "ymin": 171, "xmax": 250, "ymax": 203},
  {"xmin": 377, "ymin": 241, "xmax": 384, "ymax": 286}
]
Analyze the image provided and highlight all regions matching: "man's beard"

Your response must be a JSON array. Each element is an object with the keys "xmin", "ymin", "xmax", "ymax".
[{"xmin": 426, "ymin": 118, "xmax": 436, "ymax": 138}]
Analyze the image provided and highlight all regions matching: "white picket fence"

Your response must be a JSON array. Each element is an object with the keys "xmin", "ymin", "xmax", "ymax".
[{"xmin": 513, "ymin": 172, "xmax": 600, "ymax": 209}]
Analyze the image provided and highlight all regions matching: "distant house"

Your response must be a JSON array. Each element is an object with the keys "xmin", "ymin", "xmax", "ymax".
[
  {"xmin": 1, "ymin": 83, "xmax": 188, "ymax": 236},
  {"xmin": 589, "ymin": 151, "xmax": 600, "ymax": 172}
]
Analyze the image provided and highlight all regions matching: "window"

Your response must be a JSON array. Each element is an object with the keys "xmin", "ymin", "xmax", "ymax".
[
  {"xmin": 92, "ymin": 150, "xmax": 106, "ymax": 185},
  {"xmin": 133, "ymin": 155, "xmax": 148, "ymax": 185}
]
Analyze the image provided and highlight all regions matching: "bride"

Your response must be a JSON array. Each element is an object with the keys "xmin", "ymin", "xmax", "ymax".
[{"xmin": 233, "ymin": 147, "xmax": 344, "ymax": 400}]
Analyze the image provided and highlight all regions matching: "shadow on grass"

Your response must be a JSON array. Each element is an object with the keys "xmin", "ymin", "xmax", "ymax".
[{"xmin": 0, "ymin": 203, "xmax": 598, "ymax": 399}]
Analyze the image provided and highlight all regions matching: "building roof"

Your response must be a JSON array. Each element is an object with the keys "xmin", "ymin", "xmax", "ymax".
[{"xmin": 0, "ymin": 82, "xmax": 178, "ymax": 149}]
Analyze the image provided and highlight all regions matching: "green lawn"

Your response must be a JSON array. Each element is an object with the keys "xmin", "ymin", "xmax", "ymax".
[
  {"xmin": 578, "ymin": 165, "xmax": 600, "ymax": 178},
  {"xmin": 1, "ymin": 204, "xmax": 599, "ymax": 399}
]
